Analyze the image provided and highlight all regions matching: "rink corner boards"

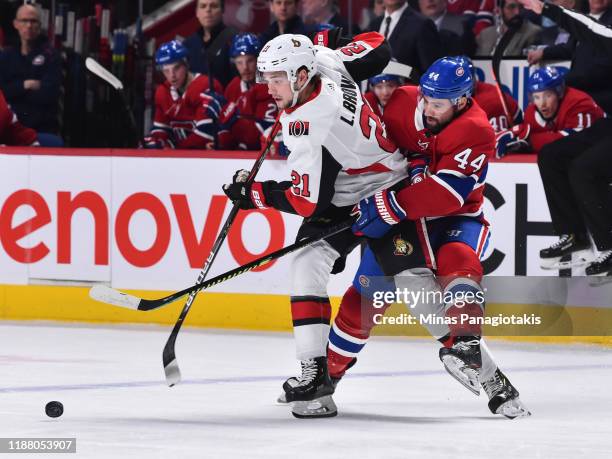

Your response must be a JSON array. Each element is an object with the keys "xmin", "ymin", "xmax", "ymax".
[{"xmin": 0, "ymin": 284, "xmax": 610, "ymax": 347}]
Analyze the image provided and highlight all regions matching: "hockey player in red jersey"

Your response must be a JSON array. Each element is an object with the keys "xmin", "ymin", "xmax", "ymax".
[
  {"xmin": 496, "ymin": 66, "xmax": 605, "ymax": 157},
  {"xmin": 0, "ymin": 89, "xmax": 38, "ymax": 146},
  {"xmin": 458, "ymin": 56, "xmax": 522, "ymax": 132},
  {"xmin": 217, "ymin": 34, "xmax": 278, "ymax": 150},
  {"xmin": 223, "ymin": 32, "xmax": 432, "ymax": 418},
  {"xmin": 363, "ymin": 73, "xmax": 402, "ymax": 119},
  {"xmin": 328, "ymin": 57, "xmax": 530, "ymax": 418},
  {"xmin": 143, "ymin": 40, "xmax": 224, "ymax": 150},
  {"xmin": 474, "ymin": 79, "xmax": 522, "ymax": 132}
]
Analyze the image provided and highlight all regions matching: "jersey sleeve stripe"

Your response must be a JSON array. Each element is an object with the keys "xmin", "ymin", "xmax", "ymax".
[
  {"xmin": 433, "ymin": 173, "xmax": 478, "ymax": 204},
  {"xmin": 283, "ymin": 189, "xmax": 317, "ymax": 217}
]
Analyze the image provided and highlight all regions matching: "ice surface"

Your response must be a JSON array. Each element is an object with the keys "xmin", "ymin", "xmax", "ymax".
[{"xmin": 0, "ymin": 322, "xmax": 610, "ymax": 458}]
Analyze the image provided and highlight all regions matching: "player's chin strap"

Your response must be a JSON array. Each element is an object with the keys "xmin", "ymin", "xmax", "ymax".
[{"xmin": 289, "ymin": 70, "xmax": 315, "ymax": 107}]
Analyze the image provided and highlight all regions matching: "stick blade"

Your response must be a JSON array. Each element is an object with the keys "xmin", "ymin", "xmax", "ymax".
[
  {"xmin": 89, "ymin": 285, "xmax": 141, "ymax": 310},
  {"xmin": 164, "ymin": 358, "xmax": 181, "ymax": 387},
  {"xmin": 85, "ymin": 57, "xmax": 124, "ymax": 90}
]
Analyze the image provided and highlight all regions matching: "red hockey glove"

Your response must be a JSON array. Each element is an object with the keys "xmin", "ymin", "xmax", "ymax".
[{"xmin": 495, "ymin": 123, "xmax": 530, "ymax": 159}]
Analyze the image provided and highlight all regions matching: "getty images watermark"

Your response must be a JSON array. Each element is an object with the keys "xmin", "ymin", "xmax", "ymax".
[{"xmin": 369, "ymin": 286, "xmax": 542, "ymax": 327}]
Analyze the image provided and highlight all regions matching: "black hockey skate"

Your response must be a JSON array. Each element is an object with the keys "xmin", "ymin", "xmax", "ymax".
[
  {"xmin": 439, "ymin": 337, "xmax": 482, "ymax": 395},
  {"xmin": 283, "ymin": 357, "xmax": 337, "ymax": 418},
  {"xmin": 540, "ymin": 234, "xmax": 590, "ymax": 270},
  {"xmin": 278, "ymin": 357, "xmax": 355, "ymax": 404},
  {"xmin": 585, "ymin": 250, "xmax": 612, "ymax": 276},
  {"xmin": 481, "ymin": 369, "xmax": 531, "ymax": 419}
]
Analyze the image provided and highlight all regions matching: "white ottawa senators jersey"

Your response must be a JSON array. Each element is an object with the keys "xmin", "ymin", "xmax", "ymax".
[{"xmin": 258, "ymin": 33, "xmax": 408, "ymax": 217}]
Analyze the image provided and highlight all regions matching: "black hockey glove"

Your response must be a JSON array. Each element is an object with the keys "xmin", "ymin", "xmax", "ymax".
[{"xmin": 223, "ymin": 182, "xmax": 255, "ymax": 210}]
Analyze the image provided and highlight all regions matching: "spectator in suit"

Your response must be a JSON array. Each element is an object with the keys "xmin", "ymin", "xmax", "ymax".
[
  {"xmin": 260, "ymin": 0, "xmax": 310, "ymax": 45},
  {"xmin": 302, "ymin": 0, "xmax": 360, "ymax": 33},
  {"xmin": 0, "ymin": 4, "xmax": 62, "ymax": 146},
  {"xmin": 476, "ymin": 0, "xmax": 543, "ymax": 56},
  {"xmin": 419, "ymin": 0, "xmax": 476, "ymax": 55},
  {"xmin": 527, "ymin": 0, "xmax": 612, "ymax": 112},
  {"xmin": 368, "ymin": 0, "xmax": 443, "ymax": 77},
  {"xmin": 183, "ymin": 0, "xmax": 236, "ymax": 87}
]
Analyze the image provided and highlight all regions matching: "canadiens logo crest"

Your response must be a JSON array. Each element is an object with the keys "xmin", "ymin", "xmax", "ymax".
[
  {"xmin": 393, "ymin": 235, "xmax": 413, "ymax": 256},
  {"xmin": 359, "ymin": 275, "xmax": 370, "ymax": 288},
  {"xmin": 288, "ymin": 120, "xmax": 310, "ymax": 136},
  {"xmin": 455, "ymin": 66, "xmax": 465, "ymax": 77}
]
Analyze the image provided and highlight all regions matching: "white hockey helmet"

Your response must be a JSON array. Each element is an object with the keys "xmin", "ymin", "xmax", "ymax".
[{"xmin": 257, "ymin": 34, "xmax": 318, "ymax": 107}]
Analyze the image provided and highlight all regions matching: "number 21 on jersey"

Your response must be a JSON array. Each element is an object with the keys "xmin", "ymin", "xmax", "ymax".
[{"xmin": 291, "ymin": 170, "xmax": 311, "ymax": 197}]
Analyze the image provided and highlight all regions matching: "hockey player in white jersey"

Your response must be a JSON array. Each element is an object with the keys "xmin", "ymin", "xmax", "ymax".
[{"xmin": 223, "ymin": 32, "xmax": 430, "ymax": 418}]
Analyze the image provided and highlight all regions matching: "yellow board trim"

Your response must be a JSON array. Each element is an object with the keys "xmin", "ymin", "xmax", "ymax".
[{"xmin": 0, "ymin": 285, "xmax": 610, "ymax": 346}]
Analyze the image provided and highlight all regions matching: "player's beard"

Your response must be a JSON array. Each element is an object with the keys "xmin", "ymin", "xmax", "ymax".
[{"xmin": 423, "ymin": 114, "xmax": 446, "ymax": 134}]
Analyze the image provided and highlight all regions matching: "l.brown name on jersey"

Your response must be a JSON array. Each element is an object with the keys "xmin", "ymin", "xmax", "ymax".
[{"xmin": 339, "ymin": 75, "xmax": 358, "ymax": 126}]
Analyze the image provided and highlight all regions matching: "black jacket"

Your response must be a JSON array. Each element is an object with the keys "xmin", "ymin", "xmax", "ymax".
[
  {"xmin": 367, "ymin": 7, "xmax": 443, "ymax": 78},
  {"xmin": 259, "ymin": 15, "xmax": 311, "ymax": 46},
  {"xmin": 542, "ymin": 4, "xmax": 612, "ymax": 113},
  {"xmin": 0, "ymin": 35, "xmax": 61, "ymax": 133},
  {"xmin": 183, "ymin": 23, "xmax": 236, "ymax": 88}
]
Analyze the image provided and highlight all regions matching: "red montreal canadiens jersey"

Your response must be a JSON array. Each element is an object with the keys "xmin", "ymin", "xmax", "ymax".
[
  {"xmin": 0, "ymin": 90, "xmax": 37, "ymax": 146},
  {"xmin": 221, "ymin": 77, "xmax": 277, "ymax": 149},
  {"xmin": 151, "ymin": 74, "xmax": 224, "ymax": 149},
  {"xmin": 523, "ymin": 87, "xmax": 605, "ymax": 153},
  {"xmin": 383, "ymin": 85, "xmax": 495, "ymax": 220},
  {"xmin": 473, "ymin": 81, "xmax": 521, "ymax": 132},
  {"xmin": 363, "ymin": 91, "xmax": 384, "ymax": 119}
]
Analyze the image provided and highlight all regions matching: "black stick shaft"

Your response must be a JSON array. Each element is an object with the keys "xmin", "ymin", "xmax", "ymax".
[
  {"xmin": 162, "ymin": 120, "xmax": 281, "ymax": 385},
  {"xmin": 142, "ymin": 219, "xmax": 353, "ymax": 311}
]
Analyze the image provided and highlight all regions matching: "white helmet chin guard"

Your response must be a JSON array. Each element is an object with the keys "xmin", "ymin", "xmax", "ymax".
[{"xmin": 257, "ymin": 34, "xmax": 318, "ymax": 107}]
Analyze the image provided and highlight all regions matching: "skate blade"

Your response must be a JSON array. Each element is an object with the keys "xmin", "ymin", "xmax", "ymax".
[
  {"xmin": 496, "ymin": 397, "xmax": 531, "ymax": 419},
  {"xmin": 540, "ymin": 254, "xmax": 589, "ymax": 270},
  {"xmin": 291, "ymin": 395, "xmax": 338, "ymax": 419},
  {"xmin": 441, "ymin": 355, "xmax": 480, "ymax": 396},
  {"xmin": 276, "ymin": 392, "xmax": 289, "ymax": 405},
  {"xmin": 588, "ymin": 274, "xmax": 612, "ymax": 286}
]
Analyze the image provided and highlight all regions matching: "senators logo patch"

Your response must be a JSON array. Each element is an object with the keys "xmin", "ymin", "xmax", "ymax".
[
  {"xmin": 288, "ymin": 120, "xmax": 310, "ymax": 137},
  {"xmin": 393, "ymin": 235, "xmax": 413, "ymax": 256},
  {"xmin": 291, "ymin": 38, "xmax": 301, "ymax": 47}
]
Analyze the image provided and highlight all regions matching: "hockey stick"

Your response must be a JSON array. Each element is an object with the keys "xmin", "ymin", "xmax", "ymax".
[
  {"xmin": 86, "ymin": 56, "xmax": 123, "ymax": 90},
  {"xmin": 91, "ymin": 121, "xmax": 281, "ymax": 314},
  {"xmin": 89, "ymin": 219, "xmax": 353, "ymax": 312},
  {"xmin": 491, "ymin": 23, "xmax": 518, "ymax": 128},
  {"xmin": 163, "ymin": 118, "xmax": 280, "ymax": 386},
  {"xmin": 85, "ymin": 57, "xmax": 140, "ymax": 147}
]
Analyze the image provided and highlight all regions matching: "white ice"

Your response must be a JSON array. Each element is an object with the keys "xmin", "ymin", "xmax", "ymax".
[{"xmin": 0, "ymin": 322, "xmax": 610, "ymax": 459}]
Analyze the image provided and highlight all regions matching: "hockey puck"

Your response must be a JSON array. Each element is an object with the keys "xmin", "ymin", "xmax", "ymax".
[{"xmin": 45, "ymin": 401, "xmax": 63, "ymax": 418}]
